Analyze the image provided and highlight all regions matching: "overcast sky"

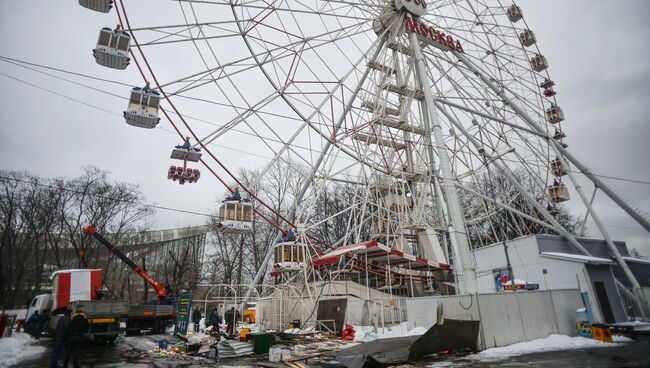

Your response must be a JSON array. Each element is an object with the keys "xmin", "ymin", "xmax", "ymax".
[{"xmin": 0, "ymin": 1, "xmax": 649, "ymax": 255}]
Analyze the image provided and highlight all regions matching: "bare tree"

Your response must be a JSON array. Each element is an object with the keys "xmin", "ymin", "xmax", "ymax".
[{"xmin": 0, "ymin": 167, "xmax": 153, "ymax": 307}]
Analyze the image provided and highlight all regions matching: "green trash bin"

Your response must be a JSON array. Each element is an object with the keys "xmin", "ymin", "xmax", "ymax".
[{"xmin": 248, "ymin": 332, "xmax": 274, "ymax": 355}]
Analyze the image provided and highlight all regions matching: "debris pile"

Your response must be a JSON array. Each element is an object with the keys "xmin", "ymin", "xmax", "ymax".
[{"xmin": 218, "ymin": 339, "xmax": 255, "ymax": 358}]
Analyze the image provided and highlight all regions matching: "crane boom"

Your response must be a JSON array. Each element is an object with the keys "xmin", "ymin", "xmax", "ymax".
[{"xmin": 83, "ymin": 225, "xmax": 167, "ymax": 301}]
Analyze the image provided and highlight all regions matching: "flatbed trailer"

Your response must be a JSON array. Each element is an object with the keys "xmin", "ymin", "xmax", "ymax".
[
  {"xmin": 63, "ymin": 300, "xmax": 128, "ymax": 343},
  {"xmin": 125, "ymin": 304, "xmax": 176, "ymax": 334}
]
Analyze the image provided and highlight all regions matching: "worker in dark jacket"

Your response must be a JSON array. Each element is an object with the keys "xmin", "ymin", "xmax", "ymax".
[
  {"xmin": 192, "ymin": 308, "xmax": 202, "ymax": 333},
  {"xmin": 224, "ymin": 307, "xmax": 240, "ymax": 335},
  {"xmin": 208, "ymin": 307, "xmax": 221, "ymax": 334},
  {"xmin": 64, "ymin": 311, "xmax": 89, "ymax": 368},
  {"xmin": 50, "ymin": 309, "xmax": 71, "ymax": 368},
  {"xmin": 26, "ymin": 311, "xmax": 39, "ymax": 337}
]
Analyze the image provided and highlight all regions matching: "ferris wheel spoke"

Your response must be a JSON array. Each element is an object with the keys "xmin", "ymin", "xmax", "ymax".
[{"xmin": 157, "ymin": 19, "xmax": 373, "ymax": 95}]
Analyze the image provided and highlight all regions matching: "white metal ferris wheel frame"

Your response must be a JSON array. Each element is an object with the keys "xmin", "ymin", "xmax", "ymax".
[{"xmin": 110, "ymin": 0, "xmax": 650, "ymax": 315}]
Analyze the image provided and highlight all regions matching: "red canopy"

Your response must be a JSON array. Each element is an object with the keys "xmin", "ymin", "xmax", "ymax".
[{"xmin": 311, "ymin": 239, "xmax": 450, "ymax": 271}]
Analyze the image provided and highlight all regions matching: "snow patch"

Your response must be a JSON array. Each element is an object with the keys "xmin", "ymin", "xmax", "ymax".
[
  {"xmin": 467, "ymin": 334, "xmax": 622, "ymax": 362},
  {"xmin": 612, "ymin": 335, "xmax": 634, "ymax": 342},
  {"xmin": 0, "ymin": 332, "xmax": 46, "ymax": 368},
  {"xmin": 353, "ymin": 322, "xmax": 427, "ymax": 342},
  {"xmin": 122, "ymin": 335, "xmax": 159, "ymax": 352}
]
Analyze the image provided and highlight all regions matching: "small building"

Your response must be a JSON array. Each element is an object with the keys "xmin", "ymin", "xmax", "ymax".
[{"xmin": 472, "ymin": 234, "xmax": 650, "ymax": 323}]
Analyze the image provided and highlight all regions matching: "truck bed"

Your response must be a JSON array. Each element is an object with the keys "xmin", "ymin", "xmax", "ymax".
[
  {"xmin": 68, "ymin": 300, "xmax": 129, "ymax": 317},
  {"xmin": 127, "ymin": 304, "xmax": 175, "ymax": 317}
]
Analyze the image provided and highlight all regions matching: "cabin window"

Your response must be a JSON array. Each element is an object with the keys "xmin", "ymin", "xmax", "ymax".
[
  {"xmin": 148, "ymin": 96, "xmax": 160, "ymax": 109},
  {"xmin": 98, "ymin": 31, "xmax": 111, "ymax": 47},
  {"xmin": 242, "ymin": 205, "xmax": 252, "ymax": 222},
  {"xmin": 117, "ymin": 36, "xmax": 130, "ymax": 52},
  {"xmin": 226, "ymin": 203, "xmax": 236, "ymax": 220},
  {"xmin": 130, "ymin": 92, "xmax": 141, "ymax": 105}
]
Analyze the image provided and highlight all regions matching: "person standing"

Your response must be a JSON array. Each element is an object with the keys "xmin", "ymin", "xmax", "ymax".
[
  {"xmin": 192, "ymin": 308, "xmax": 202, "ymax": 333},
  {"xmin": 208, "ymin": 307, "xmax": 221, "ymax": 334},
  {"xmin": 26, "ymin": 311, "xmax": 39, "ymax": 337},
  {"xmin": 64, "ymin": 310, "xmax": 89, "ymax": 368},
  {"xmin": 50, "ymin": 309, "xmax": 71, "ymax": 368},
  {"xmin": 225, "ymin": 307, "xmax": 238, "ymax": 335}
]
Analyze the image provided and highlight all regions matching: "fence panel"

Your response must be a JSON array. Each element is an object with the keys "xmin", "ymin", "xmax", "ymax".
[
  {"xmin": 475, "ymin": 292, "xmax": 525, "ymax": 348},
  {"xmin": 550, "ymin": 289, "xmax": 581, "ymax": 336},
  {"xmin": 516, "ymin": 291, "xmax": 558, "ymax": 340}
]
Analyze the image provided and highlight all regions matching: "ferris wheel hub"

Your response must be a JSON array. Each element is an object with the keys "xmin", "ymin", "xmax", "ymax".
[{"xmin": 395, "ymin": 0, "xmax": 428, "ymax": 17}]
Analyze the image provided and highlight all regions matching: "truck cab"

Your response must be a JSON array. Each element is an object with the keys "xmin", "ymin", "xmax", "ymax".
[{"xmin": 26, "ymin": 294, "xmax": 51, "ymax": 322}]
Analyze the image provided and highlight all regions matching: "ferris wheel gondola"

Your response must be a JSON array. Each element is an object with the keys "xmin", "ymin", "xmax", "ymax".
[
  {"xmin": 124, "ymin": 84, "xmax": 160, "ymax": 128},
  {"xmin": 78, "ymin": 0, "xmax": 113, "ymax": 13},
  {"xmin": 168, "ymin": 137, "xmax": 201, "ymax": 185},
  {"xmin": 215, "ymin": 187, "xmax": 253, "ymax": 233},
  {"xmin": 93, "ymin": 26, "xmax": 130, "ymax": 70}
]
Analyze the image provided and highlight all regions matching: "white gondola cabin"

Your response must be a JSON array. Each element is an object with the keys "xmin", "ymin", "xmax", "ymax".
[
  {"xmin": 530, "ymin": 54, "xmax": 548, "ymax": 72},
  {"xmin": 549, "ymin": 184, "xmax": 570, "ymax": 203},
  {"xmin": 124, "ymin": 85, "xmax": 161, "ymax": 128},
  {"xmin": 550, "ymin": 159, "xmax": 568, "ymax": 177},
  {"xmin": 94, "ymin": 27, "xmax": 130, "ymax": 70},
  {"xmin": 553, "ymin": 129, "xmax": 566, "ymax": 140},
  {"xmin": 217, "ymin": 200, "xmax": 253, "ymax": 233},
  {"xmin": 506, "ymin": 5, "xmax": 523, "ymax": 22},
  {"xmin": 79, "ymin": 0, "xmax": 113, "ymax": 13},
  {"xmin": 273, "ymin": 242, "xmax": 308, "ymax": 272},
  {"xmin": 519, "ymin": 29, "xmax": 536, "ymax": 47},
  {"xmin": 545, "ymin": 105, "xmax": 565, "ymax": 124}
]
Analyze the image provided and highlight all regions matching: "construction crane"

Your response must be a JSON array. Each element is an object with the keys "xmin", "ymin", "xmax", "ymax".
[{"xmin": 83, "ymin": 225, "xmax": 168, "ymax": 302}]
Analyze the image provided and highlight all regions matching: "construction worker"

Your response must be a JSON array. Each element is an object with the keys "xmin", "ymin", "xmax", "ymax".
[
  {"xmin": 176, "ymin": 136, "xmax": 191, "ymax": 150},
  {"xmin": 192, "ymin": 308, "xmax": 202, "ymax": 333},
  {"xmin": 94, "ymin": 287, "xmax": 105, "ymax": 301},
  {"xmin": 225, "ymin": 186, "xmax": 242, "ymax": 202},
  {"xmin": 64, "ymin": 310, "xmax": 89, "ymax": 368},
  {"xmin": 175, "ymin": 136, "xmax": 201, "ymax": 152},
  {"xmin": 224, "ymin": 307, "xmax": 240, "ymax": 335},
  {"xmin": 50, "ymin": 309, "xmax": 71, "ymax": 368},
  {"xmin": 208, "ymin": 307, "xmax": 221, "ymax": 334},
  {"xmin": 26, "ymin": 311, "xmax": 39, "ymax": 337},
  {"xmin": 277, "ymin": 226, "xmax": 296, "ymax": 243}
]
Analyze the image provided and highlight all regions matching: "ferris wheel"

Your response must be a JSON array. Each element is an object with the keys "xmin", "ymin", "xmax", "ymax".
[{"xmin": 77, "ymin": 0, "xmax": 650, "ymax": 300}]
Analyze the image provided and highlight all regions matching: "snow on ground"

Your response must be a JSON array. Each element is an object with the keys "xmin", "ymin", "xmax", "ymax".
[
  {"xmin": 467, "ymin": 334, "xmax": 627, "ymax": 362},
  {"xmin": 0, "ymin": 333, "xmax": 47, "ymax": 368},
  {"xmin": 353, "ymin": 322, "xmax": 428, "ymax": 342},
  {"xmin": 121, "ymin": 335, "xmax": 161, "ymax": 352}
]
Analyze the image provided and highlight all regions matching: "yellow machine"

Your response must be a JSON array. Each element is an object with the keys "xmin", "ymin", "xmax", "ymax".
[{"xmin": 244, "ymin": 308, "xmax": 256, "ymax": 323}]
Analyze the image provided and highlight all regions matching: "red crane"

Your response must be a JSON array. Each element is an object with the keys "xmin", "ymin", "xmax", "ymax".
[{"xmin": 83, "ymin": 225, "xmax": 168, "ymax": 302}]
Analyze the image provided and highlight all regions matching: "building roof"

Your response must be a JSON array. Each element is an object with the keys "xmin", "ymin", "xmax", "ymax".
[{"xmin": 540, "ymin": 252, "xmax": 613, "ymax": 265}]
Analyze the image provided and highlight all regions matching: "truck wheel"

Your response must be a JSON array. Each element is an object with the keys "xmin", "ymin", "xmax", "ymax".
[{"xmin": 107, "ymin": 335, "xmax": 118, "ymax": 344}]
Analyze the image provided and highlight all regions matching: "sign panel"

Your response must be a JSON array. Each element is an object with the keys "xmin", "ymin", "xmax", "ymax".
[
  {"xmin": 493, "ymin": 268, "xmax": 540, "ymax": 292},
  {"xmin": 174, "ymin": 294, "xmax": 192, "ymax": 336},
  {"xmin": 404, "ymin": 16, "xmax": 465, "ymax": 53},
  {"xmin": 493, "ymin": 268, "xmax": 511, "ymax": 292}
]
